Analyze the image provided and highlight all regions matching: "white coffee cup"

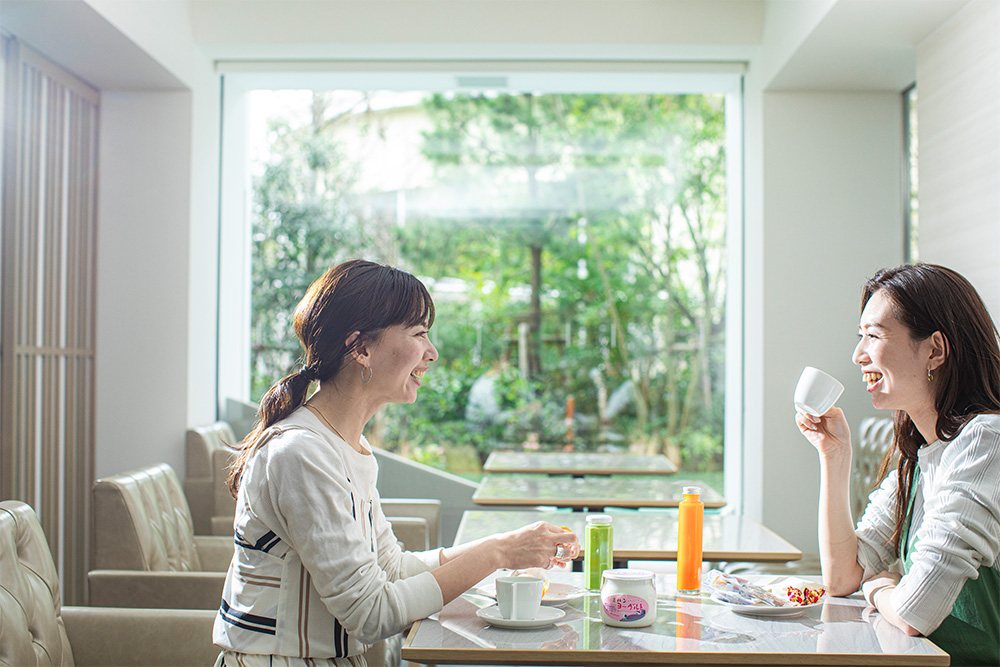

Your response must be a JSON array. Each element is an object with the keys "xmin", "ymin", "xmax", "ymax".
[
  {"xmin": 794, "ymin": 366, "xmax": 845, "ymax": 416},
  {"xmin": 495, "ymin": 575, "xmax": 544, "ymax": 621}
]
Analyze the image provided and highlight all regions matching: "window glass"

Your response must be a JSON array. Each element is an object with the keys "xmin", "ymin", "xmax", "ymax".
[{"xmin": 247, "ymin": 88, "xmax": 732, "ymax": 488}]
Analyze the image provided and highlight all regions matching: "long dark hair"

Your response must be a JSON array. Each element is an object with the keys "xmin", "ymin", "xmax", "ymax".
[
  {"xmin": 228, "ymin": 259, "xmax": 435, "ymax": 496},
  {"xmin": 864, "ymin": 263, "xmax": 1000, "ymax": 554}
]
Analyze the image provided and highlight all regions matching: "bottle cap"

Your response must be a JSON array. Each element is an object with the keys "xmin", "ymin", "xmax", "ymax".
[
  {"xmin": 586, "ymin": 514, "xmax": 613, "ymax": 524},
  {"xmin": 682, "ymin": 486, "xmax": 701, "ymax": 495}
]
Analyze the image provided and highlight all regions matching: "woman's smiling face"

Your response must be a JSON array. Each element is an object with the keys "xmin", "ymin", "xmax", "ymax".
[
  {"xmin": 367, "ymin": 322, "xmax": 438, "ymax": 405},
  {"xmin": 852, "ymin": 289, "xmax": 937, "ymax": 417}
]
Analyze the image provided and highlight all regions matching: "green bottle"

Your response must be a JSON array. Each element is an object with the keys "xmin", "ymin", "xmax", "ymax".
[{"xmin": 584, "ymin": 514, "xmax": 613, "ymax": 590}]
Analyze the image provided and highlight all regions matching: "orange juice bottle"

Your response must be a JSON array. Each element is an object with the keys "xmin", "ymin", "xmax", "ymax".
[{"xmin": 677, "ymin": 486, "xmax": 703, "ymax": 595}]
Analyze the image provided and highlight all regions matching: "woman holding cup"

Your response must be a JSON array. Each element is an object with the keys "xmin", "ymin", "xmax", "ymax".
[
  {"xmin": 214, "ymin": 260, "xmax": 578, "ymax": 667},
  {"xmin": 795, "ymin": 263, "xmax": 1000, "ymax": 666}
]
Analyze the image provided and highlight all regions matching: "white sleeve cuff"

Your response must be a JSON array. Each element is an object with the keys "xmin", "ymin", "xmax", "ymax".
[{"xmin": 398, "ymin": 570, "xmax": 444, "ymax": 623}]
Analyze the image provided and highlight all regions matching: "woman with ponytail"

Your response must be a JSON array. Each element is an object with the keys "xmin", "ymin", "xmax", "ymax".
[
  {"xmin": 214, "ymin": 260, "xmax": 577, "ymax": 667},
  {"xmin": 796, "ymin": 263, "xmax": 1000, "ymax": 666}
]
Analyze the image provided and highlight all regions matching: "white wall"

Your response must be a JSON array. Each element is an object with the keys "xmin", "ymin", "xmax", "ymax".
[
  {"xmin": 84, "ymin": 1, "xmax": 220, "ymax": 476},
  {"xmin": 83, "ymin": 2, "xmax": 224, "ymax": 433},
  {"xmin": 95, "ymin": 92, "xmax": 194, "ymax": 477},
  {"xmin": 917, "ymin": 0, "xmax": 1000, "ymax": 316},
  {"xmin": 745, "ymin": 90, "xmax": 905, "ymax": 550}
]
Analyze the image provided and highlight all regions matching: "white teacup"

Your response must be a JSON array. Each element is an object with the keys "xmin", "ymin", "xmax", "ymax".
[
  {"xmin": 794, "ymin": 366, "xmax": 845, "ymax": 416},
  {"xmin": 495, "ymin": 575, "xmax": 544, "ymax": 621}
]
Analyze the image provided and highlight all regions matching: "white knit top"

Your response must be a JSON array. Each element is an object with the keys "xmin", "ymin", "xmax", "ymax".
[
  {"xmin": 213, "ymin": 407, "xmax": 444, "ymax": 662},
  {"xmin": 855, "ymin": 413, "xmax": 1000, "ymax": 635}
]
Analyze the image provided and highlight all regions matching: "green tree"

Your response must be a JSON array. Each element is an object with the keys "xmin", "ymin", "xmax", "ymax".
[
  {"xmin": 403, "ymin": 92, "xmax": 727, "ymax": 465},
  {"xmin": 251, "ymin": 92, "xmax": 372, "ymax": 399},
  {"xmin": 249, "ymin": 90, "xmax": 728, "ymax": 472}
]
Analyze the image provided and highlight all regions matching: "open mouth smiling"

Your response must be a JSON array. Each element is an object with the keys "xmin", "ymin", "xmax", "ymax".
[{"xmin": 863, "ymin": 371, "xmax": 883, "ymax": 389}]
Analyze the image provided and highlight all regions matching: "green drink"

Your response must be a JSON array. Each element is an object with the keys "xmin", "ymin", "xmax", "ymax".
[{"xmin": 584, "ymin": 514, "xmax": 613, "ymax": 590}]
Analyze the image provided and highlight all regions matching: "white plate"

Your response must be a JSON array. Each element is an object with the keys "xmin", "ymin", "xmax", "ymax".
[
  {"xmin": 716, "ymin": 598, "xmax": 824, "ymax": 618},
  {"xmin": 476, "ymin": 604, "xmax": 566, "ymax": 629},
  {"xmin": 477, "ymin": 582, "xmax": 587, "ymax": 606}
]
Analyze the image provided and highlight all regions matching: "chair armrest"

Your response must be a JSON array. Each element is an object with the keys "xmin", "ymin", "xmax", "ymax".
[
  {"xmin": 211, "ymin": 513, "xmax": 235, "ymax": 536},
  {"xmin": 194, "ymin": 535, "xmax": 235, "ymax": 570},
  {"xmin": 63, "ymin": 606, "xmax": 218, "ymax": 666},
  {"xmin": 386, "ymin": 516, "xmax": 429, "ymax": 551},
  {"xmin": 381, "ymin": 498, "xmax": 441, "ymax": 549},
  {"xmin": 88, "ymin": 570, "xmax": 225, "ymax": 609}
]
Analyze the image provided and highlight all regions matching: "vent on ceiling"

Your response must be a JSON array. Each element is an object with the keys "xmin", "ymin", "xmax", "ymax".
[{"xmin": 455, "ymin": 75, "xmax": 509, "ymax": 88}]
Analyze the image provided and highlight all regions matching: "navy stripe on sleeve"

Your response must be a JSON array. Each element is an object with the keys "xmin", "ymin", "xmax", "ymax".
[
  {"xmin": 220, "ymin": 598, "xmax": 277, "ymax": 635},
  {"xmin": 235, "ymin": 528, "xmax": 281, "ymax": 553}
]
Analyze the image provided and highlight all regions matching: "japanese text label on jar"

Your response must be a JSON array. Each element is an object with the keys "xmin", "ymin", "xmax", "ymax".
[
  {"xmin": 584, "ymin": 514, "xmax": 613, "ymax": 590},
  {"xmin": 600, "ymin": 568, "xmax": 657, "ymax": 628}
]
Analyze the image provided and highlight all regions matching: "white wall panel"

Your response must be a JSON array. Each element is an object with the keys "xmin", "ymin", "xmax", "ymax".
[
  {"xmin": 917, "ymin": 0, "xmax": 1000, "ymax": 314},
  {"xmin": 750, "ymin": 91, "xmax": 904, "ymax": 551}
]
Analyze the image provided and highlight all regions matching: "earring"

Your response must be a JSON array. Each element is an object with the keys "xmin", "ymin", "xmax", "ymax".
[
  {"xmin": 361, "ymin": 366, "xmax": 373, "ymax": 384},
  {"xmin": 927, "ymin": 368, "xmax": 934, "ymax": 382}
]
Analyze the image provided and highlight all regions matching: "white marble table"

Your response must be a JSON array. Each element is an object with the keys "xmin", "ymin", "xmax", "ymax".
[
  {"xmin": 402, "ymin": 571, "xmax": 950, "ymax": 666},
  {"xmin": 455, "ymin": 509, "xmax": 802, "ymax": 564},
  {"xmin": 473, "ymin": 474, "xmax": 726, "ymax": 510},
  {"xmin": 483, "ymin": 450, "xmax": 678, "ymax": 476}
]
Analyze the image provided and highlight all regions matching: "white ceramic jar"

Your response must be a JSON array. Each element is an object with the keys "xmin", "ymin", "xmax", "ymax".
[{"xmin": 600, "ymin": 568, "xmax": 657, "ymax": 628}]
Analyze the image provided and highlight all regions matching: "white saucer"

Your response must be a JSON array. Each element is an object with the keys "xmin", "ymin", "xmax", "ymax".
[
  {"xmin": 715, "ymin": 598, "xmax": 824, "ymax": 618},
  {"xmin": 476, "ymin": 604, "xmax": 566, "ymax": 629},
  {"xmin": 477, "ymin": 582, "xmax": 586, "ymax": 607}
]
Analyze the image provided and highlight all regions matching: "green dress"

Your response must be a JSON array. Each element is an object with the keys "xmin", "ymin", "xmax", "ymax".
[{"xmin": 901, "ymin": 467, "xmax": 1000, "ymax": 666}]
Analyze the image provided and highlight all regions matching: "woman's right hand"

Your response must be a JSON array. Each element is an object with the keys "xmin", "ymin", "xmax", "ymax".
[
  {"xmin": 496, "ymin": 521, "xmax": 579, "ymax": 571},
  {"xmin": 795, "ymin": 406, "xmax": 853, "ymax": 462}
]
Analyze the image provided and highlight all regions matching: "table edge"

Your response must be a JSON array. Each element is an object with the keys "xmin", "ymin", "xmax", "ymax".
[
  {"xmin": 471, "ymin": 496, "xmax": 727, "ymax": 509},
  {"xmin": 400, "ymin": 646, "xmax": 949, "ymax": 666}
]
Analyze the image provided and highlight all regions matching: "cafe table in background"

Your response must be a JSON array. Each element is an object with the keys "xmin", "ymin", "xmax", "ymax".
[
  {"xmin": 402, "ymin": 570, "xmax": 949, "ymax": 666},
  {"xmin": 455, "ymin": 509, "xmax": 802, "ymax": 567},
  {"xmin": 473, "ymin": 474, "xmax": 726, "ymax": 511},
  {"xmin": 483, "ymin": 450, "xmax": 678, "ymax": 476}
]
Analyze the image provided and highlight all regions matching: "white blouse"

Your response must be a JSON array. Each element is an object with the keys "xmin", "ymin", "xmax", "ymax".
[{"xmin": 855, "ymin": 413, "xmax": 1000, "ymax": 635}]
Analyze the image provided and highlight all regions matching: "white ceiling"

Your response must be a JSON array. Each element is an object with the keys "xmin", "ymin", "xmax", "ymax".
[
  {"xmin": 0, "ymin": 0, "xmax": 974, "ymax": 92},
  {"xmin": 766, "ymin": 0, "xmax": 973, "ymax": 91},
  {"xmin": 0, "ymin": 0, "xmax": 185, "ymax": 90}
]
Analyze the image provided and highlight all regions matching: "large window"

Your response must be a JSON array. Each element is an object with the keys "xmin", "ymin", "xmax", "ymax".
[{"xmin": 220, "ymin": 65, "xmax": 743, "ymax": 496}]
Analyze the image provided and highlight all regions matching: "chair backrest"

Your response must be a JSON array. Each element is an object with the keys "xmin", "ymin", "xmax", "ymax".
[
  {"xmin": 0, "ymin": 501, "xmax": 75, "ymax": 666},
  {"xmin": 93, "ymin": 462, "xmax": 202, "ymax": 571},
  {"xmin": 184, "ymin": 422, "xmax": 238, "ymax": 535},
  {"xmin": 853, "ymin": 416, "xmax": 895, "ymax": 521}
]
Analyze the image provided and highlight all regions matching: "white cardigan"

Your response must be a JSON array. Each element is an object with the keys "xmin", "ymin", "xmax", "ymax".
[
  {"xmin": 213, "ymin": 407, "xmax": 443, "ymax": 661},
  {"xmin": 855, "ymin": 413, "xmax": 1000, "ymax": 635}
]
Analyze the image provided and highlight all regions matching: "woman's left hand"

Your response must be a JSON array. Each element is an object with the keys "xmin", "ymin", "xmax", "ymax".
[{"xmin": 861, "ymin": 570, "xmax": 901, "ymax": 607}]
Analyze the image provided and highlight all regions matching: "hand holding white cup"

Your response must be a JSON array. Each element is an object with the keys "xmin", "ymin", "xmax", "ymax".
[
  {"xmin": 794, "ymin": 366, "xmax": 845, "ymax": 416},
  {"xmin": 495, "ymin": 575, "xmax": 544, "ymax": 621}
]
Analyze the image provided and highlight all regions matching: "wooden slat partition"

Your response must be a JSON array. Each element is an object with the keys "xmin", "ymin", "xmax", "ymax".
[{"xmin": 0, "ymin": 35, "xmax": 99, "ymax": 605}]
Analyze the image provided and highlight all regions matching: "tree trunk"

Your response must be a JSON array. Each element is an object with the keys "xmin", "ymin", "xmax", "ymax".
[{"xmin": 529, "ymin": 244, "xmax": 543, "ymax": 377}]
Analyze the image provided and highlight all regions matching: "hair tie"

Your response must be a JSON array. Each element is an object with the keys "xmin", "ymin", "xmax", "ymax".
[{"xmin": 300, "ymin": 365, "xmax": 319, "ymax": 382}]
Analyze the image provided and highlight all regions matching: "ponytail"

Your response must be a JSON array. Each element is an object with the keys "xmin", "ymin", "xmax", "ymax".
[{"xmin": 227, "ymin": 369, "xmax": 314, "ymax": 497}]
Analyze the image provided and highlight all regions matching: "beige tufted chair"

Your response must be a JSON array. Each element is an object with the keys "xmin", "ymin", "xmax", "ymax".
[
  {"xmin": 185, "ymin": 422, "xmax": 239, "ymax": 535},
  {"xmin": 89, "ymin": 462, "xmax": 419, "ymax": 667},
  {"xmin": 0, "ymin": 500, "xmax": 218, "ymax": 666},
  {"xmin": 89, "ymin": 462, "xmax": 233, "ymax": 609},
  {"xmin": 853, "ymin": 416, "xmax": 896, "ymax": 521}
]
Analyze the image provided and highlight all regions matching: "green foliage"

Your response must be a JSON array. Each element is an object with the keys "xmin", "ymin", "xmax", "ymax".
[{"xmin": 249, "ymin": 90, "xmax": 729, "ymax": 473}]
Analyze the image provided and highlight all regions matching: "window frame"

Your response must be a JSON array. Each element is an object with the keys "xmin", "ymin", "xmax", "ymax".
[{"xmin": 217, "ymin": 61, "xmax": 746, "ymax": 511}]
